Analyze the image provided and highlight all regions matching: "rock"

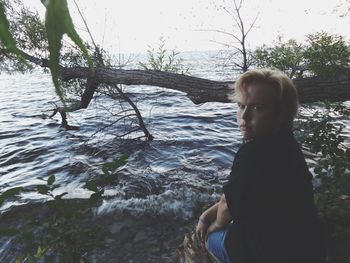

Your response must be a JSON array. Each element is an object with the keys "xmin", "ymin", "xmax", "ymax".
[
  {"xmin": 175, "ymin": 230, "xmax": 217, "ymax": 263},
  {"xmin": 104, "ymin": 238, "xmax": 115, "ymax": 244},
  {"xmin": 133, "ymin": 231, "xmax": 148, "ymax": 242},
  {"xmin": 108, "ymin": 222, "xmax": 124, "ymax": 234}
]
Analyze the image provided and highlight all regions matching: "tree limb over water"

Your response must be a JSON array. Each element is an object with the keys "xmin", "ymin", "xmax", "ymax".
[
  {"xmin": 59, "ymin": 66, "xmax": 350, "ymax": 108},
  {"xmin": 8, "ymin": 49, "xmax": 350, "ymax": 108},
  {"xmin": 60, "ymin": 67, "xmax": 234, "ymax": 106}
]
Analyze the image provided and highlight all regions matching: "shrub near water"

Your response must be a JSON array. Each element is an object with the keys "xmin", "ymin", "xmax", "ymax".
[
  {"xmin": 139, "ymin": 36, "xmax": 190, "ymax": 74},
  {"xmin": 295, "ymin": 102, "xmax": 350, "ymax": 261},
  {"xmin": 304, "ymin": 32, "xmax": 350, "ymax": 76},
  {"xmin": 0, "ymin": 155, "xmax": 128, "ymax": 262},
  {"xmin": 254, "ymin": 32, "xmax": 350, "ymax": 78}
]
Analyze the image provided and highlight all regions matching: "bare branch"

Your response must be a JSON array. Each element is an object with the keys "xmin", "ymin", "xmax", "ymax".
[
  {"xmin": 196, "ymin": 28, "xmax": 242, "ymax": 44},
  {"xmin": 223, "ymin": 6, "xmax": 240, "ymax": 26},
  {"xmin": 86, "ymin": 113, "xmax": 136, "ymax": 140},
  {"xmin": 244, "ymin": 13, "xmax": 259, "ymax": 37},
  {"xmin": 209, "ymin": 40, "xmax": 243, "ymax": 54},
  {"xmin": 73, "ymin": 0, "xmax": 98, "ymax": 49},
  {"xmin": 113, "ymin": 84, "xmax": 153, "ymax": 141},
  {"xmin": 116, "ymin": 127, "xmax": 143, "ymax": 139}
]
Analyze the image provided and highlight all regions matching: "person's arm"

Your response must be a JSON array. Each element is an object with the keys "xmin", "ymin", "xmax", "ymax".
[
  {"xmin": 207, "ymin": 194, "xmax": 232, "ymax": 234},
  {"xmin": 200, "ymin": 202, "xmax": 219, "ymax": 223},
  {"xmin": 196, "ymin": 202, "xmax": 219, "ymax": 242}
]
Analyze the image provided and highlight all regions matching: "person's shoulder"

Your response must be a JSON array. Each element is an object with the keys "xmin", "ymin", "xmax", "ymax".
[
  {"xmin": 234, "ymin": 138, "xmax": 264, "ymax": 165},
  {"xmin": 237, "ymin": 130, "xmax": 297, "ymax": 158}
]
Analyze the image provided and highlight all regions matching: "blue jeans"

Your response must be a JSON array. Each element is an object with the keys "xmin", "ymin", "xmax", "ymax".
[{"xmin": 206, "ymin": 229, "xmax": 232, "ymax": 263}]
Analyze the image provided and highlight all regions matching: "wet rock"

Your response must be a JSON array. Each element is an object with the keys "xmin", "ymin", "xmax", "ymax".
[
  {"xmin": 133, "ymin": 231, "xmax": 148, "ymax": 242},
  {"xmin": 108, "ymin": 222, "xmax": 124, "ymax": 234},
  {"xmin": 104, "ymin": 238, "xmax": 115, "ymax": 244}
]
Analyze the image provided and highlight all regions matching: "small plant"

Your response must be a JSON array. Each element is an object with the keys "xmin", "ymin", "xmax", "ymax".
[
  {"xmin": 85, "ymin": 154, "xmax": 128, "ymax": 202},
  {"xmin": 295, "ymin": 102, "xmax": 350, "ymax": 261},
  {"xmin": 254, "ymin": 36, "xmax": 305, "ymax": 78},
  {"xmin": 0, "ymin": 155, "xmax": 128, "ymax": 262},
  {"xmin": 139, "ymin": 36, "xmax": 189, "ymax": 74}
]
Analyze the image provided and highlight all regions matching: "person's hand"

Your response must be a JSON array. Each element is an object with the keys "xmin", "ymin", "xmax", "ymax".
[
  {"xmin": 195, "ymin": 217, "xmax": 210, "ymax": 243},
  {"xmin": 207, "ymin": 220, "xmax": 225, "ymax": 235}
]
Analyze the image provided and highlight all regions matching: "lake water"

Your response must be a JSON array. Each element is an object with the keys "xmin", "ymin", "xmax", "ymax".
[{"xmin": 0, "ymin": 51, "xmax": 242, "ymax": 218}]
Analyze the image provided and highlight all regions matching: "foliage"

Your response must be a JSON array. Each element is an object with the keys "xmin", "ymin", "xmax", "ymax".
[
  {"xmin": 8, "ymin": 1, "xmax": 48, "ymax": 57},
  {"xmin": 254, "ymin": 36, "xmax": 304, "ymax": 78},
  {"xmin": 0, "ymin": 155, "xmax": 128, "ymax": 262},
  {"xmin": 139, "ymin": 36, "xmax": 189, "ymax": 74},
  {"xmin": 0, "ymin": 0, "xmax": 91, "ymax": 103},
  {"xmin": 295, "ymin": 102, "xmax": 350, "ymax": 258},
  {"xmin": 60, "ymin": 43, "xmax": 113, "ymax": 101},
  {"xmin": 42, "ymin": 0, "xmax": 91, "ymax": 102},
  {"xmin": 0, "ymin": 0, "xmax": 21, "ymax": 57},
  {"xmin": 85, "ymin": 154, "xmax": 128, "ymax": 202},
  {"xmin": 253, "ymin": 32, "xmax": 350, "ymax": 78},
  {"xmin": 304, "ymin": 31, "xmax": 350, "ymax": 76},
  {"xmin": 0, "ymin": 187, "xmax": 22, "ymax": 207}
]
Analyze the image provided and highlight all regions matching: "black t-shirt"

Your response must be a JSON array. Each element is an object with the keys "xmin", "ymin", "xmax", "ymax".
[{"xmin": 223, "ymin": 131, "xmax": 325, "ymax": 263}]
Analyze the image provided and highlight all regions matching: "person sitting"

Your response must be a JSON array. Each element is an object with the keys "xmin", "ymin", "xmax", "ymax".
[{"xmin": 196, "ymin": 68, "xmax": 326, "ymax": 263}]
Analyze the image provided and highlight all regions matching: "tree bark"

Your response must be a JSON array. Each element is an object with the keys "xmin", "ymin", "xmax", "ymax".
[
  {"xmin": 60, "ymin": 67, "xmax": 234, "ymax": 105},
  {"xmin": 4, "ymin": 49, "xmax": 350, "ymax": 107},
  {"xmin": 294, "ymin": 72, "xmax": 350, "ymax": 103},
  {"xmin": 60, "ymin": 66, "xmax": 350, "ymax": 108}
]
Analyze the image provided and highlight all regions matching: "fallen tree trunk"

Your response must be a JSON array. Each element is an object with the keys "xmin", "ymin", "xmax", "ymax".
[
  {"xmin": 60, "ymin": 67, "xmax": 234, "ymax": 106},
  {"xmin": 6, "ymin": 50, "xmax": 350, "ymax": 108},
  {"xmin": 60, "ymin": 67, "xmax": 350, "ymax": 108}
]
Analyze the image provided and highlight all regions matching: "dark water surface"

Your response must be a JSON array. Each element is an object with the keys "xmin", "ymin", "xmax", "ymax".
[{"xmin": 0, "ymin": 52, "xmax": 241, "ymax": 218}]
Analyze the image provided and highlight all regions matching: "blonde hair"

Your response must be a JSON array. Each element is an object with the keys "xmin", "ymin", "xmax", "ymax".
[{"xmin": 234, "ymin": 68, "xmax": 299, "ymax": 130}]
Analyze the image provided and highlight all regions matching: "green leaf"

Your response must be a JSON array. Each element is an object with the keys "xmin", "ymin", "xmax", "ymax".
[
  {"xmin": 0, "ymin": 187, "xmax": 22, "ymax": 206},
  {"xmin": 37, "ymin": 185, "xmax": 50, "ymax": 195},
  {"xmin": 43, "ymin": 0, "xmax": 92, "ymax": 103},
  {"xmin": 34, "ymin": 245, "xmax": 48, "ymax": 259},
  {"xmin": 89, "ymin": 191, "xmax": 102, "ymax": 203},
  {"xmin": 85, "ymin": 180, "xmax": 98, "ymax": 192},
  {"xmin": 102, "ymin": 154, "xmax": 128, "ymax": 174},
  {"xmin": 102, "ymin": 166, "xmax": 110, "ymax": 176},
  {"xmin": 0, "ymin": 2, "xmax": 21, "ymax": 56},
  {"xmin": 47, "ymin": 175, "xmax": 55, "ymax": 186},
  {"xmin": 0, "ymin": 228, "xmax": 19, "ymax": 236},
  {"xmin": 106, "ymin": 174, "xmax": 118, "ymax": 184},
  {"xmin": 54, "ymin": 192, "xmax": 68, "ymax": 200}
]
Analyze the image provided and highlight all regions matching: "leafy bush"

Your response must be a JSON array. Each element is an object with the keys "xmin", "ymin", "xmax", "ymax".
[
  {"xmin": 254, "ymin": 36, "xmax": 304, "ymax": 78},
  {"xmin": 295, "ymin": 102, "xmax": 350, "ymax": 261},
  {"xmin": 254, "ymin": 32, "xmax": 350, "ymax": 78},
  {"xmin": 304, "ymin": 32, "xmax": 350, "ymax": 76}
]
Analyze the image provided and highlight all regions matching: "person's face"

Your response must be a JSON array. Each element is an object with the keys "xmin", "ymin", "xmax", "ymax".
[{"xmin": 236, "ymin": 82, "xmax": 281, "ymax": 140}]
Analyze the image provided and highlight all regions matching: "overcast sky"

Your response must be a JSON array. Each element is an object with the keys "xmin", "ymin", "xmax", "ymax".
[{"xmin": 24, "ymin": 0, "xmax": 349, "ymax": 53}]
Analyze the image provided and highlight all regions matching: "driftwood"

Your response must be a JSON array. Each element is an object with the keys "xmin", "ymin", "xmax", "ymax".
[{"xmin": 59, "ymin": 66, "xmax": 350, "ymax": 109}]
